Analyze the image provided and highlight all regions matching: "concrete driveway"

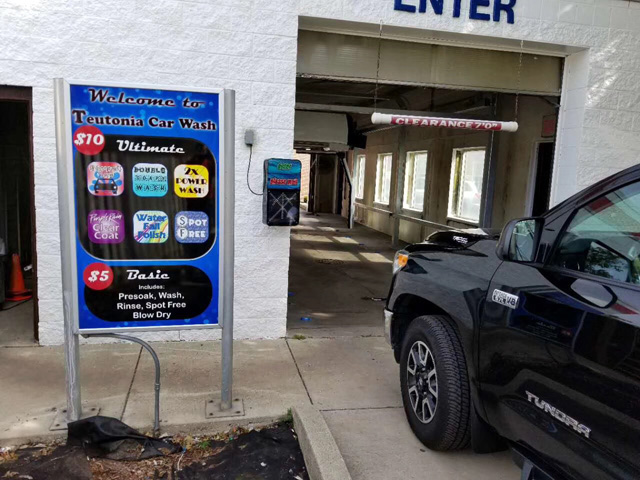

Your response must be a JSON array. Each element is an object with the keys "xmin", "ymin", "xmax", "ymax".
[
  {"xmin": 287, "ymin": 212, "xmax": 398, "ymax": 338},
  {"xmin": 286, "ymin": 212, "xmax": 519, "ymax": 479}
]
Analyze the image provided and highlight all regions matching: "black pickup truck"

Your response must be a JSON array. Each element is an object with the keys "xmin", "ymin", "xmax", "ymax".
[{"xmin": 384, "ymin": 164, "xmax": 640, "ymax": 480}]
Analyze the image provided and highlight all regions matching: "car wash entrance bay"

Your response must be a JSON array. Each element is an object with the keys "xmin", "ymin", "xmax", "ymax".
[{"xmin": 65, "ymin": 84, "xmax": 224, "ymax": 332}]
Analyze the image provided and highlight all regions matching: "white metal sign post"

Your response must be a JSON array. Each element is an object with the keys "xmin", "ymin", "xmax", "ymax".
[{"xmin": 54, "ymin": 79, "xmax": 239, "ymax": 428}]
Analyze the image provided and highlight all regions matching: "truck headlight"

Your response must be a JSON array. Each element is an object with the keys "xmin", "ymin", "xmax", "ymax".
[{"xmin": 393, "ymin": 251, "xmax": 409, "ymax": 274}]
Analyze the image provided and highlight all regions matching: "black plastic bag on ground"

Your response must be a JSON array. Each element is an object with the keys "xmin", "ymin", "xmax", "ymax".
[{"xmin": 67, "ymin": 416, "xmax": 180, "ymax": 460}]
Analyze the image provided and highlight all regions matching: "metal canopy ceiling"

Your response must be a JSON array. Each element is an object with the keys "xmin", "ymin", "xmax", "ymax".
[
  {"xmin": 296, "ymin": 78, "xmax": 493, "ymax": 113},
  {"xmin": 298, "ymin": 30, "xmax": 563, "ymax": 97}
]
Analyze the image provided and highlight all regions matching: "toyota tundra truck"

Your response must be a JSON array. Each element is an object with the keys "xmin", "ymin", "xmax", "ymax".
[{"xmin": 385, "ymin": 164, "xmax": 640, "ymax": 480}]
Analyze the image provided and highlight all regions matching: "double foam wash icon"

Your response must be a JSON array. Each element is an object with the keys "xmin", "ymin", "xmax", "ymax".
[{"xmin": 133, "ymin": 163, "xmax": 169, "ymax": 197}]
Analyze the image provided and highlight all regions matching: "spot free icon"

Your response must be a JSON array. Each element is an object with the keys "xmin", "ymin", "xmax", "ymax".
[{"xmin": 175, "ymin": 211, "xmax": 209, "ymax": 244}]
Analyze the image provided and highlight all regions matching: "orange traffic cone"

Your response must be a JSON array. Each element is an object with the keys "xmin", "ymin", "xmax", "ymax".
[{"xmin": 6, "ymin": 254, "xmax": 32, "ymax": 302}]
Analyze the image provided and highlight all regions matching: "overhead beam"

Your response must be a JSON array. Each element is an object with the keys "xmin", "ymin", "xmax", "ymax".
[
  {"xmin": 297, "ymin": 31, "xmax": 563, "ymax": 96},
  {"xmin": 296, "ymin": 102, "xmax": 491, "ymax": 118}
]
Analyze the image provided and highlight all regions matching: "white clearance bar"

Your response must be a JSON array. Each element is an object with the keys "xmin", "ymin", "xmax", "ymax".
[{"xmin": 371, "ymin": 113, "xmax": 519, "ymax": 133}]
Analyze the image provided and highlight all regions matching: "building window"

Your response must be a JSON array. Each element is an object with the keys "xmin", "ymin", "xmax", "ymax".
[
  {"xmin": 375, "ymin": 153, "xmax": 393, "ymax": 205},
  {"xmin": 354, "ymin": 155, "xmax": 366, "ymax": 200},
  {"xmin": 448, "ymin": 148, "xmax": 486, "ymax": 224},
  {"xmin": 403, "ymin": 151, "xmax": 428, "ymax": 211}
]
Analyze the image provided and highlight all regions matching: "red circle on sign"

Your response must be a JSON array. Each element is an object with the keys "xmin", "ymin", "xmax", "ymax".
[
  {"xmin": 73, "ymin": 126, "xmax": 106, "ymax": 156},
  {"xmin": 83, "ymin": 263, "xmax": 114, "ymax": 291}
]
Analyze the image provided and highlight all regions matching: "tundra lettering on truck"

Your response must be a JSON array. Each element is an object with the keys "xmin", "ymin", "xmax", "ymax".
[{"xmin": 525, "ymin": 391, "xmax": 592, "ymax": 439}]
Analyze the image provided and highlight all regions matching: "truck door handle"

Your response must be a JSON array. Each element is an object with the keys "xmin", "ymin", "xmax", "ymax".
[{"xmin": 570, "ymin": 278, "xmax": 614, "ymax": 308}]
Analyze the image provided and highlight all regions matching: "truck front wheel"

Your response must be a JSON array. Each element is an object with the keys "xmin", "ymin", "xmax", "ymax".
[{"xmin": 400, "ymin": 315, "xmax": 471, "ymax": 451}]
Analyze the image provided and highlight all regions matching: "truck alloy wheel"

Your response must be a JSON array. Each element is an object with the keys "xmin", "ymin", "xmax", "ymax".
[
  {"xmin": 399, "ymin": 315, "xmax": 471, "ymax": 451},
  {"xmin": 406, "ymin": 340, "xmax": 438, "ymax": 424}
]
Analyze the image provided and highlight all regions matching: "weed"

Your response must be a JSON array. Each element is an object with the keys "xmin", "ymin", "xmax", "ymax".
[{"xmin": 281, "ymin": 408, "xmax": 294, "ymax": 426}]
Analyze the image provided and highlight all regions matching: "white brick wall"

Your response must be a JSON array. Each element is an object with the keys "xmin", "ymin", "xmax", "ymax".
[
  {"xmin": 0, "ymin": 0, "xmax": 298, "ymax": 345},
  {"xmin": 1, "ymin": 0, "xmax": 639, "ymax": 344}
]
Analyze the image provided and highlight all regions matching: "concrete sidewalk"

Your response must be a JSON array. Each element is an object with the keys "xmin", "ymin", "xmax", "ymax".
[
  {"xmin": 0, "ymin": 336, "xmax": 518, "ymax": 479},
  {"xmin": 0, "ymin": 339, "xmax": 309, "ymax": 443}
]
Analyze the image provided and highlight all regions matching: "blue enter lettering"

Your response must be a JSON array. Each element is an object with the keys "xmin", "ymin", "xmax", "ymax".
[
  {"xmin": 419, "ymin": 0, "xmax": 444, "ymax": 14},
  {"xmin": 394, "ymin": 0, "xmax": 416, "ymax": 12},
  {"xmin": 470, "ymin": 0, "xmax": 491, "ymax": 21},
  {"xmin": 395, "ymin": 0, "xmax": 444, "ymax": 14},
  {"xmin": 395, "ymin": 0, "xmax": 516, "ymax": 24},
  {"xmin": 453, "ymin": 0, "xmax": 462, "ymax": 17},
  {"xmin": 493, "ymin": 0, "xmax": 517, "ymax": 24}
]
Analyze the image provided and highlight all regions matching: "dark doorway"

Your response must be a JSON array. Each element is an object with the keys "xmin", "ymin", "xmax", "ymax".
[
  {"xmin": 0, "ymin": 87, "xmax": 37, "ymax": 345},
  {"xmin": 531, "ymin": 142, "xmax": 555, "ymax": 217},
  {"xmin": 308, "ymin": 155, "xmax": 317, "ymax": 213},
  {"xmin": 312, "ymin": 154, "xmax": 339, "ymax": 214}
]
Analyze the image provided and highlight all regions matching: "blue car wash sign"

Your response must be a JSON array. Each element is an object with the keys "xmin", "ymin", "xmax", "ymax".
[
  {"xmin": 394, "ymin": 0, "xmax": 517, "ymax": 24},
  {"xmin": 57, "ymin": 82, "xmax": 232, "ymax": 333}
]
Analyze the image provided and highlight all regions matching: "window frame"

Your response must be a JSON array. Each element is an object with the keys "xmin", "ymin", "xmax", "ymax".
[
  {"xmin": 447, "ymin": 147, "xmax": 487, "ymax": 225},
  {"xmin": 374, "ymin": 152, "xmax": 393, "ymax": 206},
  {"xmin": 354, "ymin": 154, "xmax": 366, "ymax": 200},
  {"xmin": 403, "ymin": 150, "xmax": 429, "ymax": 212},
  {"xmin": 543, "ymin": 178, "xmax": 640, "ymax": 291}
]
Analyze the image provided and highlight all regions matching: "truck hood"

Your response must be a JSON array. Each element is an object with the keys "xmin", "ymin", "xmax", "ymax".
[{"xmin": 405, "ymin": 228, "xmax": 501, "ymax": 253}]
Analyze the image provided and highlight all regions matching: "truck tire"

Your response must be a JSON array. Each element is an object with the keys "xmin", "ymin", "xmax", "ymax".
[{"xmin": 399, "ymin": 315, "xmax": 471, "ymax": 451}]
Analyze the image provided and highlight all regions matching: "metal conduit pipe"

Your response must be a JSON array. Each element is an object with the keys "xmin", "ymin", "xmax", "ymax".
[{"xmin": 86, "ymin": 333, "xmax": 161, "ymax": 435}]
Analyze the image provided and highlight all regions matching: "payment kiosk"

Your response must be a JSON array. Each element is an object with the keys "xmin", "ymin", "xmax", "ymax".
[{"xmin": 262, "ymin": 158, "xmax": 301, "ymax": 227}]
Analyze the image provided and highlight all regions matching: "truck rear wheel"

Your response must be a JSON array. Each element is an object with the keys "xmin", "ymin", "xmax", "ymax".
[{"xmin": 400, "ymin": 315, "xmax": 470, "ymax": 451}]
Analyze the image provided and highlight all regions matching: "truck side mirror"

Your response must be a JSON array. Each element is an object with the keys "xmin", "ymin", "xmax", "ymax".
[{"xmin": 496, "ymin": 218, "xmax": 543, "ymax": 263}]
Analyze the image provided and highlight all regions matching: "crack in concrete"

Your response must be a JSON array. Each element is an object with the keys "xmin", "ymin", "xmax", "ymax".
[
  {"xmin": 319, "ymin": 406, "xmax": 403, "ymax": 412},
  {"xmin": 285, "ymin": 338, "xmax": 314, "ymax": 405},
  {"xmin": 120, "ymin": 346, "xmax": 143, "ymax": 421}
]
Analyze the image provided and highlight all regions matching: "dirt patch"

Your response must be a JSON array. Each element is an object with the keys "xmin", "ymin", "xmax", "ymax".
[
  {"xmin": 0, "ymin": 423, "xmax": 308, "ymax": 480},
  {"xmin": 0, "ymin": 443, "xmax": 91, "ymax": 480}
]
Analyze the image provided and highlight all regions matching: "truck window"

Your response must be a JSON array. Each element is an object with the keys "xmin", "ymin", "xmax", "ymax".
[{"xmin": 551, "ymin": 181, "xmax": 640, "ymax": 286}]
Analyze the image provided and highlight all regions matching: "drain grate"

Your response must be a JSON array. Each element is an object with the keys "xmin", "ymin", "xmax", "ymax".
[
  {"xmin": 362, "ymin": 296, "xmax": 386, "ymax": 302},
  {"xmin": 315, "ymin": 258, "xmax": 345, "ymax": 265}
]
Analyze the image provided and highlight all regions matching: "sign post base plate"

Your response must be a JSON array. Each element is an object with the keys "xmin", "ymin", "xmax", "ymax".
[
  {"xmin": 50, "ymin": 405, "xmax": 101, "ymax": 431},
  {"xmin": 205, "ymin": 398, "xmax": 244, "ymax": 419}
]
